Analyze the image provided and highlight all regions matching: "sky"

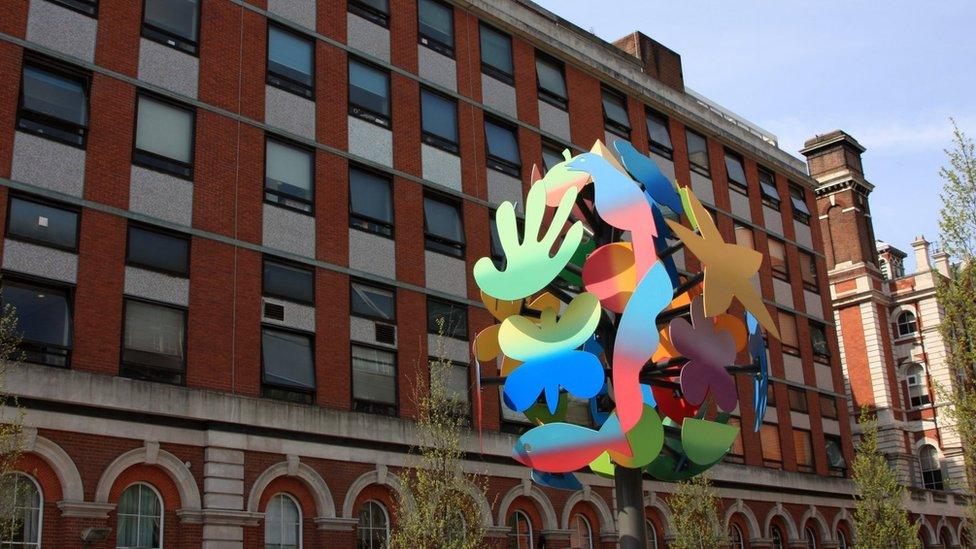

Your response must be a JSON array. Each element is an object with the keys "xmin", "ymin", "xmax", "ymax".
[{"xmin": 533, "ymin": 0, "xmax": 976, "ymax": 270}]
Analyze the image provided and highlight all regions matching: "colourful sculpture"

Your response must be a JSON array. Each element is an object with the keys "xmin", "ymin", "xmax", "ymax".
[{"xmin": 473, "ymin": 139, "xmax": 782, "ymax": 484}]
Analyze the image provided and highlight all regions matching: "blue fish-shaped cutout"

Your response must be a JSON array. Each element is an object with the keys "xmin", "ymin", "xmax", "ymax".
[
  {"xmin": 531, "ymin": 470, "xmax": 584, "ymax": 491},
  {"xmin": 503, "ymin": 350, "xmax": 604, "ymax": 414},
  {"xmin": 746, "ymin": 312, "xmax": 769, "ymax": 432},
  {"xmin": 514, "ymin": 415, "xmax": 632, "ymax": 473},
  {"xmin": 614, "ymin": 140, "xmax": 683, "ymax": 215}
]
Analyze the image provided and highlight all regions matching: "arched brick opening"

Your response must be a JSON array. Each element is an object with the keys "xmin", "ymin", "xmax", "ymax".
[
  {"xmin": 644, "ymin": 506, "xmax": 667, "ymax": 548},
  {"xmin": 107, "ymin": 464, "xmax": 184, "ymax": 549}
]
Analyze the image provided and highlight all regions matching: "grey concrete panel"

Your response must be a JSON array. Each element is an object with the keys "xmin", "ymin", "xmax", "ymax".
[
  {"xmin": 772, "ymin": 278, "xmax": 794, "ymax": 308},
  {"xmin": 762, "ymin": 205, "xmax": 783, "ymax": 235},
  {"xmin": 2, "ymin": 239, "xmax": 77, "ymax": 283},
  {"xmin": 262, "ymin": 203, "xmax": 315, "ymax": 258},
  {"xmin": 421, "ymin": 144, "xmax": 461, "ymax": 192},
  {"xmin": 804, "ymin": 289, "xmax": 824, "ymax": 319},
  {"xmin": 265, "ymin": 85, "xmax": 316, "ymax": 140},
  {"xmin": 482, "ymin": 76, "xmax": 518, "ymax": 118},
  {"xmin": 129, "ymin": 166, "xmax": 194, "ymax": 227},
  {"xmin": 649, "ymin": 153, "xmax": 676, "ymax": 184},
  {"xmin": 486, "ymin": 170, "xmax": 523, "ymax": 212},
  {"xmin": 428, "ymin": 333, "xmax": 469, "ymax": 363},
  {"xmin": 793, "ymin": 220, "xmax": 813, "ymax": 249},
  {"xmin": 603, "ymin": 131, "xmax": 628, "ymax": 157},
  {"xmin": 538, "ymin": 100, "xmax": 571, "ymax": 142},
  {"xmin": 261, "ymin": 297, "xmax": 315, "ymax": 332},
  {"xmin": 424, "ymin": 251, "xmax": 466, "ymax": 298},
  {"xmin": 690, "ymin": 171, "xmax": 714, "ymax": 205},
  {"xmin": 350, "ymin": 315, "xmax": 397, "ymax": 349},
  {"xmin": 11, "ymin": 131, "xmax": 86, "ymax": 197},
  {"xmin": 418, "ymin": 46, "xmax": 457, "ymax": 91},
  {"xmin": 348, "ymin": 229, "xmax": 396, "ymax": 280},
  {"xmin": 347, "ymin": 13, "xmax": 390, "ymax": 62},
  {"xmin": 783, "ymin": 353, "xmax": 804, "ymax": 382},
  {"xmin": 138, "ymin": 38, "xmax": 199, "ymax": 99},
  {"xmin": 348, "ymin": 116, "xmax": 393, "ymax": 168},
  {"xmin": 815, "ymin": 363, "xmax": 833, "ymax": 391},
  {"xmin": 729, "ymin": 189, "xmax": 752, "ymax": 221},
  {"xmin": 268, "ymin": 0, "xmax": 316, "ymax": 30},
  {"xmin": 124, "ymin": 266, "xmax": 190, "ymax": 307},
  {"xmin": 790, "ymin": 411, "xmax": 810, "ymax": 430},
  {"xmin": 27, "ymin": 0, "xmax": 97, "ymax": 62},
  {"xmin": 822, "ymin": 418, "xmax": 840, "ymax": 436}
]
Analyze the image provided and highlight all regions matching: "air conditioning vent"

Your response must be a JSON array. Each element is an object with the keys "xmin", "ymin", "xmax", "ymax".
[
  {"xmin": 375, "ymin": 323, "xmax": 396, "ymax": 344},
  {"xmin": 264, "ymin": 302, "xmax": 285, "ymax": 321}
]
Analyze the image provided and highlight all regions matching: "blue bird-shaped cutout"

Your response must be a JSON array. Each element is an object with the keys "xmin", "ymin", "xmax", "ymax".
[
  {"xmin": 531, "ymin": 470, "xmax": 584, "ymax": 491},
  {"xmin": 746, "ymin": 312, "xmax": 769, "ymax": 432},
  {"xmin": 614, "ymin": 140, "xmax": 683, "ymax": 215},
  {"xmin": 503, "ymin": 350, "xmax": 605, "ymax": 414}
]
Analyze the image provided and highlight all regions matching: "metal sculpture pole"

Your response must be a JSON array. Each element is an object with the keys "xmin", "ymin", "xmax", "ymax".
[{"xmin": 615, "ymin": 465, "xmax": 647, "ymax": 548}]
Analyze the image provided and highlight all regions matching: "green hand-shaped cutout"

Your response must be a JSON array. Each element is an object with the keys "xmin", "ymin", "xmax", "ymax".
[
  {"xmin": 680, "ymin": 418, "xmax": 739, "ymax": 465},
  {"xmin": 474, "ymin": 182, "xmax": 584, "ymax": 300}
]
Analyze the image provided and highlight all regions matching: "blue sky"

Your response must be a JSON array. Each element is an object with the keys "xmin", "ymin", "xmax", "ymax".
[{"xmin": 534, "ymin": 0, "xmax": 976, "ymax": 269}]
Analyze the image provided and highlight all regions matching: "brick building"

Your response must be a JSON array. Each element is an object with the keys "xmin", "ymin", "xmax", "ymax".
[
  {"xmin": 0, "ymin": 0, "xmax": 968, "ymax": 547},
  {"xmin": 802, "ymin": 131, "xmax": 973, "ymax": 547}
]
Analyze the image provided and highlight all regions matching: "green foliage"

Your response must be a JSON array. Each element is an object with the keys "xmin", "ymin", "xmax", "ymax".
[
  {"xmin": 668, "ymin": 474, "xmax": 727, "ymax": 549},
  {"xmin": 389, "ymin": 321, "xmax": 488, "ymax": 549},
  {"xmin": 939, "ymin": 120, "xmax": 976, "ymax": 261},
  {"xmin": 851, "ymin": 409, "xmax": 920, "ymax": 548},
  {"xmin": 0, "ymin": 301, "xmax": 25, "ymax": 538}
]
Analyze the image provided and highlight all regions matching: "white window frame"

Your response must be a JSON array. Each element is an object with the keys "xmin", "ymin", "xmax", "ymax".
[
  {"xmin": 730, "ymin": 524, "xmax": 745, "ymax": 549},
  {"xmin": 117, "ymin": 482, "xmax": 164, "ymax": 549},
  {"xmin": 0, "ymin": 472, "xmax": 43, "ymax": 548},
  {"xmin": 896, "ymin": 311, "xmax": 918, "ymax": 337},
  {"xmin": 569, "ymin": 514, "xmax": 593, "ymax": 549},
  {"xmin": 265, "ymin": 492, "xmax": 302, "ymax": 549},
  {"xmin": 508, "ymin": 510, "xmax": 533, "ymax": 549},
  {"xmin": 645, "ymin": 519, "xmax": 659, "ymax": 549},
  {"xmin": 356, "ymin": 500, "xmax": 390, "ymax": 549}
]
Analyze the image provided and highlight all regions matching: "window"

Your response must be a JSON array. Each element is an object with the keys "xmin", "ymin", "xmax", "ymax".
[
  {"xmin": 50, "ymin": 0, "xmax": 98, "ymax": 16},
  {"xmin": 485, "ymin": 118, "xmax": 521, "ymax": 176},
  {"xmin": 761, "ymin": 423, "xmax": 782, "ymax": 468},
  {"xmin": 357, "ymin": 501, "xmax": 390, "ymax": 549},
  {"xmin": 265, "ymin": 494, "xmax": 301, "ymax": 549},
  {"xmin": 507, "ymin": 510, "xmax": 533, "ymax": 549},
  {"xmin": 790, "ymin": 183, "xmax": 812, "ymax": 224},
  {"xmin": 536, "ymin": 52, "xmax": 567, "ymax": 109},
  {"xmin": 263, "ymin": 258, "xmax": 314, "ymax": 304},
  {"xmin": 262, "ymin": 327, "xmax": 315, "ymax": 404},
  {"xmin": 825, "ymin": 435, "xmax": 847, "ymax": 476},
  {"xmin": 7, "ymin": 195, "xmax": 79, "ymax": 251},
  {"xmin": 134, "ymin": 94, "xmax": 195, "ymax": 178},
  {"xmin": 837, "ymin": 531, "xmax": 848, "ymax": 549},
  {"xmin": 726, "ymin": 417, "xmax": 744, "ymax": 462},
  {"xmin": 1, "ymin": 278, "xmax": 72, "ymax": 367},
  {"xmin": 733, "ymin": 223, "xmax": 754, "ymax": 250},
  {"xmin": 788, "ymin": 387, "xmax": 808, "ymax": 413},
  {"xmin": 432, "ymin": 358, "xmax": 470, "ymax": 417},
  {"xmin": 794, "ymin": 429, "xmax": 814, "ymax": 472},
  {"xmin": 121, "ymin": 299, "xmax": 187, "ymax": 385},
  {"xmin": 730, "ymin": 525, "xmax": 744, "ymax": 549},
  {"xmin": 349, "ymin": 0, "xmax": 388, "ymax": 27},
  {"xmin": 352, "ymin": 344, "xmax": 396, "ymax": 415},
  {"xmin": 810, "ymin": 321, "xmax": 829, "ymax": 360},
  {"xmin": 265, "ymin": 137, "xmax": 314, "ymax": 213},
  {"xmin": 820, "ymin": 394, "xmax": 838, "ymax": 419},
  {"xmin": 897, "ymin": 311, "xmax": 918, "ymax": 337},
  {"xmin": 349, "ymin": 166, "xmax": 393, "ymax": 237},
  {"xmin": 117, "ymin": 483, "xmax": 162, "ymax": 549},
  {"xmin": 768, "ymin": 238, "xmax": 788, "ymax": 280},
  {"xmin": 418, "ymin": 0, "xmax": 454, "ymax": 56},
  {"xmin": 805, "ymin": 527, "xmax": 817, "ymax": 548},
  {"xmin": 351, "ymin": 282, "xmax": 395, "ymax": 322},
  {"xmin": 480, "ymin": 23, "xmax": 513, "ymax": 83},
  {"xmin": 601, "ymin": 88, "xmax": 630, "ymax": 138},
  {"xmin": 645, "ymin": 520, "xmax": 659, "ymax": 549},
  {"xmin": 17, "ymin": 60, "xmax": 89, "ymax": 147},
  {"xmin": 542, "ymin": 143, "xmax": 566, "ymax": 173},
  {"xmin": 799, "ymin": 251, "xmax": 818, "ymax": 290},
  {"xmin": 569, "ymin": 514, "xmax": 592, "ymax": 549},
  {"xmin": 920, "ymin": 445, "xmax": 943, "ymax": 490},
  {"xmin": 686, "ymin": 129, "xmax": 709, "ymax": 176},
  {"xmin": 758, "ymin": 168, "xmax": 780, "ymax": 208},
  {"xmin": 127, "ymin": 225, "xmax": 189, "ymax": 276},
  {"xmin": 907, "ymin": 364, "xmax": 931, "ymax": 407},
  {"xmin": 724, "ymin": 150, "xmax": 748, "ymax": 193},
  {"xmin": 267, "ymin": 25, "xmax": 315, "ymax": 98},
  {"xmin": 767, "ymin": 381, "xmax": 777, "ymax": 407},
  {"xmin": 771, "ymin": 526, "xmax": 784, "ymax": 549},
  {"xmin": 646, "ymin": 109, "xmax": 673, "ymax": 159},
  {"xmin": 778, "ymin": 312, "xmax": 798, "ymax": 355},
  {"xmin": 423, "ymin": 195, "xmax": 465, "ymax": 257},
  {"xmin": 427, "ymin": 298, "xmax": 467, "ymax": 339},
  {"xmin": 489, "ymin": 216, "xmax": 505, "ymax": 268},
  {"xmin": 349, "ymin": 59, "xmax": 390, "ymax": 127},
  {"xmin": 421, "ymin": 88, "xmax": 459, "ymax": 153},
  {"xmin": 0, "ymin": 473, "xmax": 42, "ymax": 548},
  {"xmin": 142, "ymin": 0, "xmax": 200, "ymax": 54}
]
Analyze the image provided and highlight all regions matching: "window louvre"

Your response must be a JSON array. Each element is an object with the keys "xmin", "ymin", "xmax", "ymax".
[
  {"xmin": 349, "ymin": 59, "xmax": 390, "ymax": 126},
  {"xmin": 788, "ymin": 387, "xmax": 808, "ymax": 413},
  {"xmin": 799, "ymin": 251, "xmax": 818, "ymax": 290},
  {"xmin": 646, "ymin": 109, "xmax": 673, "ymax": 159},
  {"xmin": 121, "ymin": 299, "xmax": 186, "ymax": 384},
  {"xmin": 134, "ymin": 94, "xmax": 195, "ymax": 178},
  {"xmin": 480, "ymin": 23, "xmax": 513, "ymax": 83},
  {"xmin": 760, "ymin": 423, "xmax": 782, "ymax": 467},
  {"xmin": 423, "ymin": 195, "xmax": 465, "ymax": 257},
  {"xmin": 535, "ymin": 52, "xmax": 567, "ymax": 109},
  {"xmin": 263, "ymin": 258, "xmax": 315, "ymax": 304},
  {"xmin": 758, "ymin": 168, "xmax": 781, "ymax": 208},
  {"xmin": 18, "ymin": 61, "xmax": 90, "ymax": 147},
  {"xmin": 820, "ymin": 394, "xmax": 838, "ymax": 419},
  {"xmin": 686, "ymin": 129, "xmax": 709, "ymax": 176},
  {"xmin": 349, "ymin": 166, "xmax": 394, "ymax": 236},
  {"xmin": 724, "ymin": 150, "xmax": 748, "ymax": 193},
  {"xmin": 420, "ymin": 88, "xmax": 459, "ymax": 153},
  {"xmin": 778, "ymin": 311, "xmax": 798, "ymax": 353},
  {"xmin": 789, "ymin": 183, "xmax": 812, "ymax": 223},
  {"xmin": 351, "ymin": 282, "xmax": 395, "ymax": 322},
  {"xmin": 352, "ymin": 344, "xmax": 397, "ymax": 414},
  {"xmin": 484, "ymin": 117, "xmax": 521, "ymax": 176},
  {"xmin": 262, "ymin": 327, "xmax": 315, "ymax": 403},
  {"xmin": 7, "ymin": 196, "xmax": 80, "ymax": 251},
  {"xmin": 418, "ymin": 0, "xmax": 454, "ymax": 56},
  {"xmin": 768, "ymin": 238, "xmax": 788, "ymax": 280},
  {"xmin": 733, "ymin": 223, "xmax": 754, "ymax": 250},
  {"xmin": 142, "ymin": 0, "xmax": 200, "ymax": 54},
  {"xmin": 794, "ymin": 429, "xmax": 814, "ymax": 472},
  {"xmin": 601, "ymin": 87, "xmax": 630, "ymax": 138},
  {"xmin": 267, "ymin": 25, "xmax": 315, "ymax": 98}
]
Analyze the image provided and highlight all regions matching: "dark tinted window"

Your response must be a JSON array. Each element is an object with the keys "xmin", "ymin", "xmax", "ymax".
[
  {"xmin": 349, "ymin": 167, "xmax": 393, "ymax": 236},
  {"xmin": 134, "ymin": 94, "xmax": 195, "ymax": 178},
  {"xmin": 50, "ymin": 0, "xmax": 98, "ymax": 16},
  {"xmin": 263, "ymin": 259, "xmax": 314, "ymax": 304},
  {"xmin": 143, "ymin": 0, "xmax": 200, "ymax": 54},
  {"xmin": 646, "ymin": 109, "xmax": 672, "ymax": 158},
  {"xmin": 349, "ymin": 0, "xmax": 389, "ymax": 26},
  {"xmin": 485, "ymin": 119, "xmax": 521, "ymax": 175},
  {"xmin": 262, "ymin": 328, "xmax": 315, "ymax": 401},
  {"xmin": 424, "ymin": 196, "xmax": 465, "ymax": 257},
  {"xmin": 427, "ymin": 298, "xmax": 468, "ymax": 339},
  {"xmin": 825, "ymin": 436, "xmax": 846, "ymax": 474},
  {"xmin": 820, "ymin": 394, "xmax": 838, "ymax": 419},
  {"xmin": 418, "ymin": 0, "xmax": 454, "ymax": 54},
  {"xmin": 349, "ymin": 59, "xmax": 390, "ymax": 125},
  {"xmin": 536, "ymin": 53, "xmax": 567, "ymax": 107},
  {"xmin": 127, "ymin": 225, "xmax": 189, "ymax": 276},
  {"xmin": 758, "ymin": 168, "xmax": 780, "ymax": 207},
  {"xmin": 542, "ymin": 143, "xmax": 565, "ymax": 173},
  {"xmin": 686, "ymin": 129, "xmax": 709, "ymax": 175},
  {"xmin": 724, "ymin": 150, "xmax": 747, "ymax": 190},
  {"xmin": 790, "ymin": 184, "xmax": 812, "ymax": 223},
  {"xmin": 480, "ymin": 24, "xmax": 513, "ymax": 81},
  {"xmin": 1, "ymin": 279, "xmax": 72, "ymax": 367},
  {"xmin": 121, "ymin": 300, "xmax": 186, "ymax": 384},
  {"xmin": 489, "ymin": 216, "xmax": 504, "ymax": 264},
  {"xmin": 352, "ymin": 344, "xmax": 396, "ymax": 413},
  {"xmin": 265, "ymin": 138, "xmax": 313, "ymax": 213},
  {"xmin": 7, "ymin": 196, "xmax": 78, "ymax": 250},
  {"xmin": 788, "ymin": 387, "xmax": 808, "ymax": 413},
  {"xmin": 18, "ymin": 63, "xmax": 89, "ymax": 146},
  {"xmin": 421, "ymin": 89, "xmax": 458, "ymax": 152},
  {"xmin": 267, "ymin": 25, "xmax": 314, "ymax": 98},
  {"xmin": 351, "ymin": 282, "xmax": 395, "ymax": 321},
  {"xmin": 602, "ymin": 88, "xmax": 631, "ymax": 137},
  {"xmin": 810, "ymin": 321, "xmax": 829, "ymax": 359}
]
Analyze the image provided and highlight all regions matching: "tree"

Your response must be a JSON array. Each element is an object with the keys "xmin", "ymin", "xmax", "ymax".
[
  {"xmin": 389, "ymin": 321, "xmax": 488, "ymax": 549},
  {"xmin": 668, "ymin": 474, "xmax": 727, "ymax": 549},
  {"xmin": 0, "ymin": 300, "xmax": 25, "ymax": 538},
  {"xmin": 851, "ymin": 408, "xmax": 920, "ymax": 548}
]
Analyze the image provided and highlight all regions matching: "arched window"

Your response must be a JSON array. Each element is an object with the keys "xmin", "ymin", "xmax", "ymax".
[
  {"xmin": 729, "ymin": 524, "xmax": 745, "ymax": 549},
  {"xmin": 356, "ymin": 500, "xmax": 389, "ymax": 549},
  {"xmin": 771, "ymin": 525, "xmax": 784, "ymax": 549},
  {"xmin": 939, "ymin": 528, "xmax": 952, "ymax": 548},
  {"xmin": 569, "ymin": 514, "xmax": 592, "ymax": 549},
  {"xmin": 645, "ymin": 519, "xmax": 659, "ymax": 549},
  {"xmin": 920, "ymin": 445, "xmax": 944, "ymax": 490},
  {"xmin": 265, "ymin": 493, "xmax": 301, "ymax": 549},
  {"xmin": 0, "ymin": 473, "xmax": 42, "ymax": 548},
  {"xmin": 897, "ymin": 311, "xmax": 918, "ymax": 337},
  {"xmin": 906, "ymin": 364, "xmax": 931, "ymax": 407},
  {"xmin": 837, "ymin": 530, "xmax": 849, "ymax": 549},
  {"xmin": 507, "ymin": 510, "xmax": 533, "ymax": 549},
  {"xmin": 805, "ymin": 526, "xmax": 817, "ymax": 549},
  {"xmin": 117, "ymin": 483, "xmax": 163, "ymax": 549}
]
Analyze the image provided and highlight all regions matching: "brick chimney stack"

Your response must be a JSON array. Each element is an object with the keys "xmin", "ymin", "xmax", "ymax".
[
  {"xmin": 612, "ymin": 31, "xmax": 684, "ymax": 92},
  {"xmin": 911, "ymin": 235, "xmax": 931, "ymax": 271}
]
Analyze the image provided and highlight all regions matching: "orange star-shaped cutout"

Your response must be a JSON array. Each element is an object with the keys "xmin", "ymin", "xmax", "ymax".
[{"xmin": 665, "ymin": 189, "xmax": 780, "ymax": 339}]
